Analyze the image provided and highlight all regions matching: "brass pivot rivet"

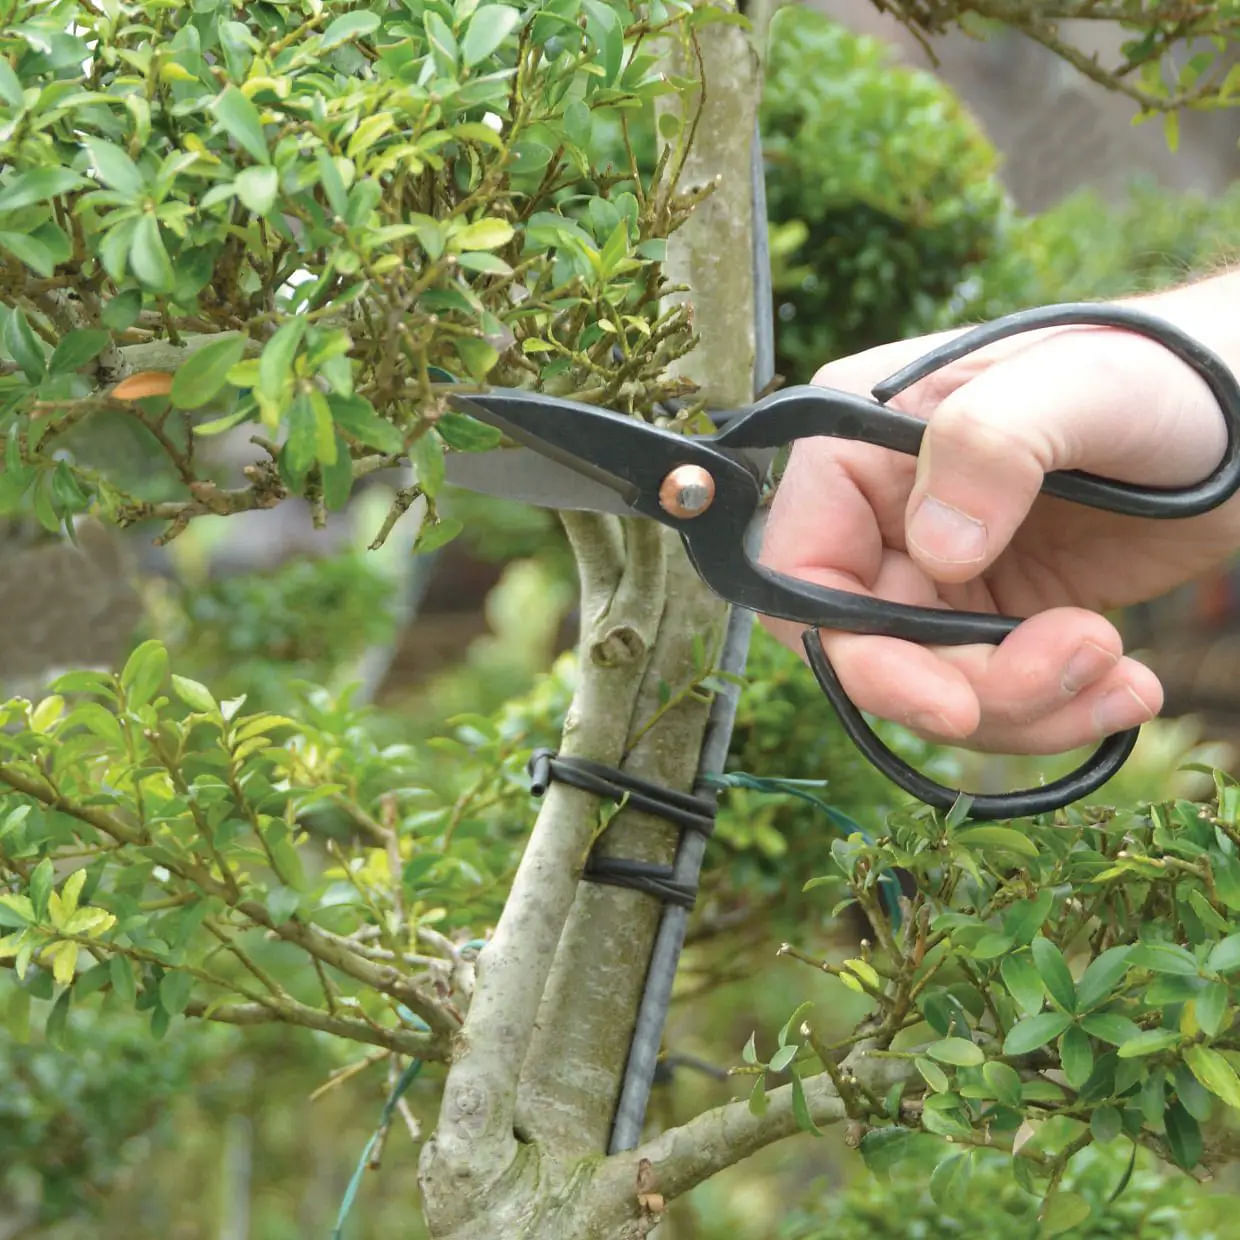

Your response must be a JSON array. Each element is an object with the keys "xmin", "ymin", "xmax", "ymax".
[{"xmin": 658, "ymin": 464, "xmax": 716, "ymax": 519}]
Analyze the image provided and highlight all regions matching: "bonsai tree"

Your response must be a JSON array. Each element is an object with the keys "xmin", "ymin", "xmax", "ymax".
[{"xmin": 4, "ymin": 1, "xmax": 1240, "ymax": 1237}]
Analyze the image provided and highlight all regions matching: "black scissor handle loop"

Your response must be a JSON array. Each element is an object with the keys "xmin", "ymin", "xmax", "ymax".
[
  {"xmin": 875, "ymin": 302, "xmax": 1240, "ymax": 520},
  {"xmin": 802, "ymin": 629, "xmax": 1140, "ymax": 821},
  {"xmin": 777, "ymin": 303, "xmax": 1240, "ymax": 820}
]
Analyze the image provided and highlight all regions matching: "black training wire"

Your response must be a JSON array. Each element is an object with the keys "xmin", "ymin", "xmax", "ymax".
[{"xmin": 526, "ymin": 749, "xmax": 717, "ymax": 909}]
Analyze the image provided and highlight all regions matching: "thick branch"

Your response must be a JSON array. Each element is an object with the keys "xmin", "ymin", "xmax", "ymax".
[
  {"xmin": 595, "ymin": 1051, "xmax": 916, "ymax": 1209},
  {"xmin": 183, "ymin": 998, "xmax": 435, "ymax": 1057},
  {"xmin": 423, "ymin": 512, "xmax": 670, "ymax": 1206}
]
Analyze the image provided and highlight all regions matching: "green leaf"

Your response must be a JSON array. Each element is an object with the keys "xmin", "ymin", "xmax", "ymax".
[
  {"xmin": 1183, "ymin": 1044, "xmax": 1240, "ymax": 1110},
  {"xmin": 777, "ymin": 1001, "xmax": 814, "ymax": 1047},
  {"xmin": 158, "ymin": 970, "xmax": 192, "ymax": 1015},
  {"xmin": 0, "ymin": 230, "xmax": 55, "ymax": 277},
  {"xmin": 45, "ymin": 989, "xmax": 70, "ymax": 1047},
  {"xmin": 84, "ymin": 139, "xmax": 145, "ymax": 197},
  {"xmin": 1079, "ymin": 1011, "xmax": 1141, "ymax": 1045},
  {"xmin": 457, "ymin": 253, "xmax": 513, "ymax": 278},
  {"xmin": 926, "ymin": 1037, "xmax": 983, "ymax": 1067},
  {"xmin": 4, "ymin": 308, "xmax": 45, "ymax": 382},
  {"xmin": 1031, "ymin": 936, "xmax": 1076, "ymax": 1012},
  {"xmin": 120, "ymin": 638, "xmax": 168, "ymax": 709},
  {"xmin": 411, "ymin": 429, "xmax": 445, "ymax": 497},
  {"xmin": 1075, "ymin": 945, "xmax": 1131, "ymax": 1012},
  {"xmin": 915, "ymin": 1056, "xmax": 950, "ymax": 1092},
  {"xmin": 1002, "ymin": 890, "xmax": 1054, "ymax": 946},
  {"xmin": 0, "ymin": 894, "xmax": 34, "ymax": 926},
  {"xmin": 425, "ymin": 11, "xmax": 459, "ymax": 70},
  {"xmin": 328, "ymin": 393, "xmax": 402, "ymax": 454},
  {"xmin": 1117, "ymin": 1028, "xmax": 1183, "ymax": 1058},
  {"xmin": 788, "ymin": 1069, "xmax": 822, "ymax": 1136},
  {"xmin": 437, "ymin": 410, "xmax": 504, "ymax": 452},
  {"xmin": 415, "ymin": 515, "xmax": 463, "ymax": 554},
  {"xmin": 1163, "ymin": 110, "xmax": 1180, "ymax": 153},
  {"xmin": 1001, "ymin": 953, "xmax": 1044, "ymax": 1017},
  {"xmin": 0, "ymin": 56, "xmax": 22, "ymax": 107},
  {"xmin": 235, "ymin": 165, "xmax": 279, "ymax": 215},
  {"xmin": 461, "ymin": 6, "xmax": 521, "ymax": 65},
  {"xmin": 982, "ymin": 1059, "xmax": 1022, "ymax": 1107},
  {"xmin": 30, "ymin": 858, "xmax": 54, "ymax": 922},
  {"xmin": 1175, "ymin": 1061, "xmax": 1213, "ymax": 1121},
  {"xmin": 1195, "ymin": 981, "xmax": 1228, "ymax": 1037},
  {"xmin": 741, "ymin": 1032, "xmax": 757, "ymax": 1065},
  {"xmin": 320, "ymin": 8, "xmax": 381, "ymax": 50},
  {"xmin": 193, "ymin": 406, "xmax": 253, "ymax": 437},
  {"xmin": 265, "ymin": 884, "xmax": 300, "ymax": 925},
  {"xmin": 0, "ymin": 167, "xmax": 85, "ymax": 213},
  {"xmin": 172, "ymin": 674, "xmax": 218, "ymax": 715},
  {"xmin": 49, "ymin": 329, "xmax": 109, "ymax": 375},
  {"xmin": 1090, "ymin": 1104, "xmax": 1122, "ymax": 1143},
  {"xmin": 454, "ymin": 218, "xmax": 514, "ymax": 250},
  {"xmin": 130, "ymin": 214, "xmax": 174, "ymax": 293},
  {"xmin": 1039, "ymin": 1191, "xmax": 1091, "ymax": 1237},
  {"xmin": 747, "ymin": 1074, "xmax": 767, "ymax": 1116},
  {"xmin": 1163, "ymin": 1099, "xmax": 1202, "ymax": 1169},
  {"xmin": 768, "ymin": 1044, "xmax": 797, "ymax": 1073},
  {"xmin": 212, "ymin": 86, "xmax": 269, "ymax": 164},
  {"xmin": 456, "ymin": 337, "xmax": 500, "ymax": 380},
  {"xmin": 928, "ymin": 1152, "xmax": 969, "ymax": 1206},
  {"xmin": 956, "ymin": 825, "xmax": 1038, "ymax": 859},
  {"xmin": 1128, "ymin": 942, "xmax": 1199, "ymax": 975},
  {"xmin": 944, "ymin": 793, "xmax": 973, "ymax": 828},
  {"xmin": 285, "ymin": 393, "xmax": 317, "ymax": 478},
  {"xmin": 256, "ymin": 315, "xmax": 306, "ymax": 425},
  {"xmin": 859, "ymin": 1126, "xmax": 921, "ymax": 1178},
  {"xmin": 1207, "ymin": 932, "xmax": 1240, "ymax": 974},
  {"xmin": 1059, "ymin": 1024, "xmax": 1093, "ymax": 1088},
  {"xmin": 171, "ymin": 334, "xmax": 247, "ymax": 410},
  {"xmin": 50, "ymin": 940, "xmax": 78, "ymax": 987},
  {"xmin": 1003, "ymin": 1011, "xmax": 1072, "ymax": 1056},
  {"xmin": 322, "ymin": 432, "xmax": 353, "ymax": 510},
  {"xmin": 308, "ymin": 388, "xmax": 337, "ymax": 464},
  {"xmin": 101, "ymin": 289, "xmax": 143, "ymax": 332}
]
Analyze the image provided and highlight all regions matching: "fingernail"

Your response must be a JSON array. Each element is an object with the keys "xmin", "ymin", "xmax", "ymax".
[
  {"xmin": 1062, "ymin": 641, "xmax": 1118, "ymax": 695},
  {"xmin": 1093, "ymin": 686, "xmax": 1155, "ymax": 735},
  {"xmin": 908, "ymin": 496, "xmax": 987, "ymax": 565},
  {"xmin": 907, "ymin": 709, "xmax": 960, "ymax": 739}
]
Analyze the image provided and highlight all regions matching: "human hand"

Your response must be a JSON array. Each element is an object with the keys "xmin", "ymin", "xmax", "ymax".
[{"xmin": 760, "ymin": 295, "xmax": 1240, "ymax": 754}]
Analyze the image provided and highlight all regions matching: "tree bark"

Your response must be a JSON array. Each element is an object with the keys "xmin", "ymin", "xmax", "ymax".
[{"xmin": 419, "ymin": 14, "xmax": 765, "ymax": 1239}]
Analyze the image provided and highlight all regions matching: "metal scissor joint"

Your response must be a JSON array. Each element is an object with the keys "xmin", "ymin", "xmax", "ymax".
[{"xmin": 445, "ymin": 303, "xmax": 1240, "ymax": 821}]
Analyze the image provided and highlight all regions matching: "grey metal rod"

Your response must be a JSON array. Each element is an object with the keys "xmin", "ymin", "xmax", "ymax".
[{"xmin": 607, "ymin": 603, "xmax": 758, "ymax": 1151}]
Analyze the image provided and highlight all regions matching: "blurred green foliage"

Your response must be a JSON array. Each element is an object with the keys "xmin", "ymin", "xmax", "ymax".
[
  {"xmin": 761, "ymin": 11, "xmax": 1240, "ymax": 383},
  {"xmin": 147, "ymin": 550, "xmax": 398, "ymax": 707},
  {"xmin": 782, "ymin": 1142, "xmax": 1239, "ymax": 1240},
  {"xmin": 967, "ymin": 178, "xmax": 1240, "ymax": 321},
  {"xmin": 761, "ymin": 7, "xmax": 1010, "ymax": 378}
]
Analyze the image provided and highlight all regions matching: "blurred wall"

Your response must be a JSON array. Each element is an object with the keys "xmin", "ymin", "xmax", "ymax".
[{"xmin": 816, "ymin": 3, "xmax": 1240, "ymax": 208}]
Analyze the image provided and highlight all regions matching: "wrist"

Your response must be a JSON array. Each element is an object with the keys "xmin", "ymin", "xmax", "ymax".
[{"xmin": 1139, "ymin": 272, "xmax": 1240, "ymax": 375}]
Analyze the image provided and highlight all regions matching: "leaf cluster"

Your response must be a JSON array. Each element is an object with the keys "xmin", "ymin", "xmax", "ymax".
[
  {"xmin": 754, "ymin": 774, "xmax": 1240, "ymax": 1223},
  {"xmin": 0, "ymin": 0, "xmax": 712, "ymax": 548}
]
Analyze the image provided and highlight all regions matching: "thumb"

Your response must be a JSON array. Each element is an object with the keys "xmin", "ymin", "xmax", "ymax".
[{"xmin": 902, "ymin": 325, "xmax": 1226, "ymax": 582}]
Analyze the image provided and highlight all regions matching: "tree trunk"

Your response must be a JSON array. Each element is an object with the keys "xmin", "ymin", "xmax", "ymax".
[{"xmin": 419, "ymin": 15, "xmax": 763, "ymax": 1238}]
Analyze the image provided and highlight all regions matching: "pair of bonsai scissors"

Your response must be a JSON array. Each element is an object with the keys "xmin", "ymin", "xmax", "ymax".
[{"xmin": 444, "ymin": 303, "xmax": 1240, "ymax": 821}]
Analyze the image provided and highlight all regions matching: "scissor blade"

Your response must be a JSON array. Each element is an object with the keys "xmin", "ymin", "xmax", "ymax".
[
  {"xmin": 446, "ymin": 390, "xmax": 661, "ymax": 510},
  {"xmin": 443, "ymin": 445, "xmax": 635, "ymax": 513}
]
